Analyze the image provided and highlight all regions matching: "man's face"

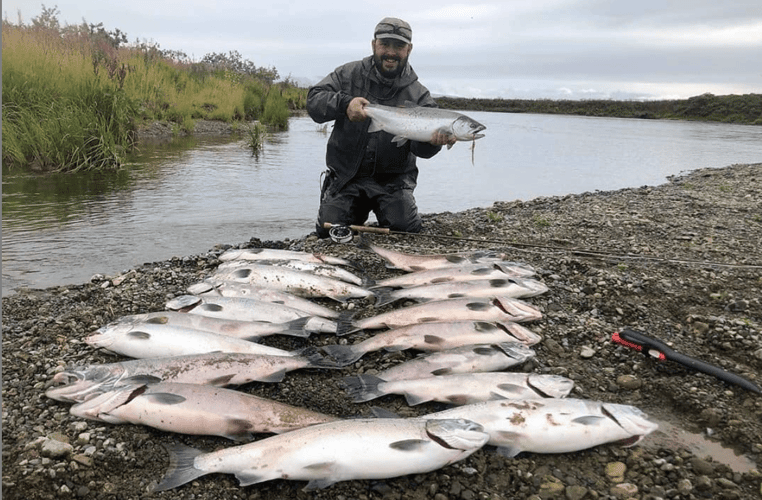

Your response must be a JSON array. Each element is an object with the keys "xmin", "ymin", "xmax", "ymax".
[{"xmin": 372, "ymin": 38, "xmax": 412, "ymax": 78}]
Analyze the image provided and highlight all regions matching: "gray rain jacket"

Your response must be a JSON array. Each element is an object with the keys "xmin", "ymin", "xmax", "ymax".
[{"xmin": 307, "ymin": 56, "xmax": 442, "ymax": 194}]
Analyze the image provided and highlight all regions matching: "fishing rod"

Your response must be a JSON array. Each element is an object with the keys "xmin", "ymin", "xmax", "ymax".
[{"xmin": 322, "ymin": 223, "xmax": 762, "ymax": 270}]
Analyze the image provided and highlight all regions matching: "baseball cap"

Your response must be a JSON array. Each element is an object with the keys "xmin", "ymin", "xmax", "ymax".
[{"xmin": 374, "ymin": 17, "xmax": 412, "ymax": 44}]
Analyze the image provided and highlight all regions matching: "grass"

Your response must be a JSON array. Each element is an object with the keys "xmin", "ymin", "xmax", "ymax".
[
  {"xmin": 242, "ymin": 122, "xmax": 269, "ymax": 155},
  {"xmin": 2, "ymin": 16, "xmax": 307, "ymax": 172}
]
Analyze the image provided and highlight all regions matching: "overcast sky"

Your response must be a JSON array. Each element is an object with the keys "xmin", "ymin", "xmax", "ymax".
[{"xmin": 5, "ymin": 1, "xmax": 761, "ymax": 100}]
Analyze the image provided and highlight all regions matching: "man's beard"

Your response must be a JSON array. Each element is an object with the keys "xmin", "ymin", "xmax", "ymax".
[{"xmin": 373, "ymin": 53, "xmax": 408, "ymax": 79}]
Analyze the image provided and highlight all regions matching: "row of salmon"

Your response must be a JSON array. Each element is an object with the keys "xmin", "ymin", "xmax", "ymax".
[{"xmin": 46, "ymin": 243, "xmax": 658, "ymax": 492}]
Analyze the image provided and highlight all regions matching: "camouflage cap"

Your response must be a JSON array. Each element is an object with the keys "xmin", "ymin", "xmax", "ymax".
[{"xmin": 374, "ymin": 17, "xmax": 412, "ymax": 44}]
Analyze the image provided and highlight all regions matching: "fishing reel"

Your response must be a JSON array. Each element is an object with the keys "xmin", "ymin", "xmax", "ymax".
[{"xmin": 328, "ymin": 224, "xmax": 354, "ymax": 244}]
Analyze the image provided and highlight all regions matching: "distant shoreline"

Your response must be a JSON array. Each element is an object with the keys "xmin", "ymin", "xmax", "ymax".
[{"xmin": 436, "ymin": 93, "xmax": 762, "ymax": 125}]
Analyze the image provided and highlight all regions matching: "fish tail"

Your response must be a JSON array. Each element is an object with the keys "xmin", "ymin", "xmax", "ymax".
[
  {"xmin": 298, "ymin": 346, "xmax": 342, "ymax": 369},
  {"xmin": 152, "ymin": 443, "xmax": 208, "ymax": 492},
  {"xmin": 355, "ymin": 232, "xmax": 373, "ymax": 251},
  {"xmin": 280, "ymin": 317, "xmax": 312, "ymax": 338},
  {"xmin": 360, "ymin": 273, "xmax": 376, "ymax": 288},
  {"xmin": 320, "ymin": 344, "xmax": 363, "ymax": 367},
  {"xmin": 336, "ymin": 312, "xmax": 358, "ymax": 336},
  {"xmin": 372, "ymin": 287, "xmax": 398, "ymax": 308},
  {"xmin": 341, "ymin": 375, "xmax": 385, "ymax": 402}
]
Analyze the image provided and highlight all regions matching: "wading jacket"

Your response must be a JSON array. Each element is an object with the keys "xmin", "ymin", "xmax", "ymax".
[{"xmin": 307, "ymin": 56, "xmax": 442, "ymax": 194}]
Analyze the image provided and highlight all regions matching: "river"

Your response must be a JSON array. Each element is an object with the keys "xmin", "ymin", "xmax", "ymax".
[{"xmin": 3, "ymin": 112, "xmax": 761, "ymax": 294}]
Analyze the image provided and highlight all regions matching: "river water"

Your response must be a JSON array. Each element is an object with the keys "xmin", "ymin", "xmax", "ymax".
[{"xmin": 3, "ymin": 112, "xmax": 761, "ymax": 294}]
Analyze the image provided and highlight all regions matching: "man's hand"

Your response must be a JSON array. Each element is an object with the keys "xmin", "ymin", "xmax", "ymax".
[
  {"xmin": 430, "ymin": 130, "xmax": 457, "ymax": 148},
  {"xmin": 346, "ymin": 97, "xmax": 370, "ymax": 122}
]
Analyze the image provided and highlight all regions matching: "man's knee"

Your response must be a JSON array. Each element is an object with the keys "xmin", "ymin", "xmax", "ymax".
[{"xmin": 379, "ymin": 188, "xmax": 421, "ymax": 233}]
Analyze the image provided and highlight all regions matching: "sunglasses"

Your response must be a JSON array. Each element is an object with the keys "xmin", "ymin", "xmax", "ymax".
[{"xmin": 375, "ymin": 22, "xmax": 411, "ymax": 41}]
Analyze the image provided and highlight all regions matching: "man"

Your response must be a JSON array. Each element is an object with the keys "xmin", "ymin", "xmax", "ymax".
[{"xmin": 307, "ymin": 17, "xmax": 455, "ymax": 238}]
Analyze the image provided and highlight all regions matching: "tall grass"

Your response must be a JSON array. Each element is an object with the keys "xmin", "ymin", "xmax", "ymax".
[
  {"xmin": 2, "ymin": 18, "xmax": 307, "ymax": 172},
  {"xmin": 2, "ymin": 25, "xmax": 137, "ymax": 171}
]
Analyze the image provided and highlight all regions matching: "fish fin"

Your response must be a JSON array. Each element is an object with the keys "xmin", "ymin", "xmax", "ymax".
[
  {"xmin": 446, "ymin": 143, "xmax": 454, "ymax": 150},
  {"xmin": 361, "ymin": 274, "xmax": 376, "ymax": 287},
  {"xmin": 225, "ymin": 419, "xmax": 254, "ymax": 441},
  {"xmin": 336, "ymin": 312, "xmax": 359, "ymax": 336},
  {"xmin": 122, "ymin": 375, "xmax": 162, "ymax": 385},
  {"xmin": 389, "ymin": 439, "xmax": 429, "ymax": 451},
  {"xmin": 280, "ymin": 317, "xmax": 312, "ymax": 338},
  {"xmin": 495, "ymin": 444, "xmax": 523, "ymax": 458},
  {"xmin": 431, "ymin": 368, "xmax": 453, "ymax": 376},
  {"xmin": 144, "ymin": 393, "xmax": 187, "ymax": 405},
  {"xmin": 368, "ymin": 119, "xmax": 384, "ymax": 133},
  {"xmin": 235, "ymin": 471, "xmax": 271, "ymax": 487},
  {"xmin": 303, "ymin": 477, "xmax": 338, "ymax": 491},
  {"xmin": 207, "ymin": 374, "xmax": 237, "ymax": 386},
  {"xmin": 403, "ymin": 392, "xmax": 430, "ymax": 406},
  {"xmin": 302, "ymin": 461, "xmax": 335, "ymax": 471},
  {"xmin": 572, "ymin": 416, "xmax": 607, "ymax": 425},
  {"xmin": 146, "ymin": 316, "xmax": 170, "ymax": 325},
  {"xmin": 321, "ymin": 344, "xmax": 362, "ymax": 367},
  {"xmin": 341, "ymin": 375, "xmax": 385, "ymax": 402},
  {"xmin": 299, "ymin": 346, "xmax": 342, "ymax": 369},
  {"xmin": 430, "ymin": 277, "xmax": 455, "ymax": 284},
  {"xmin": 423, "ymin": 335, "xmax": 445, "ymax": 346},
  {"xmin": 446, "ymin": 394, "xmax": 472, "ymax": 405},
  {"xmin": 391, "ymin": 135, "xmax": 409, "ymax": 147},
  {"xmin": 417, "ymin": 317, "xmax": 440, "ymax": 323},
  {"xmin": 370, "ymin": 406, "xmax": 400, "ymax": 418},
  {"xmin": 372, "ymin": 287, "xmax": 398, "ymax": 308},
  {"xmin": 151, "ymin": 443, "xmax": 208, "ymax": 492},
  {"xmin": 495, "ymin": 384, "xmax": 525, "ymax": 396},
  {"xmin": 258, "ymin": 369, "xmax": 288, "ymax": 383},
  {"xmin": 127, "ymin": 331, "xmax": 151, "ymax": 340}
]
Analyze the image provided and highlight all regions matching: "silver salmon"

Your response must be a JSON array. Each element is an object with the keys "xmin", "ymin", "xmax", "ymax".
[
  {"xmin": 152, "ymin": 417, "xmax": 489, "ymax": 492},
  {"xmin": 423, "ymin": 398, "xmax": 659, "ymax": 457},
  {"xmin": 211, "ymin": 263, "xmax": 375, "ymax": 303},
  {"xmin": 219, "ymin": 247, "xmax": 355, "ymax": 267},
  {"xmin": 102, "ymin": 311, "xmax": 311, "ymax": 339},
  {"xmin": 165, "ymin": 295, "xmax": 337, "ymax": 334},
  {"xmin": 342, "ymin": 296, "xmax": 542, "ymax": 334},
  {"xmin": 363, "ymin": 241, "xmax": 511, "ymax": 272},
  {"xmin": 216, "ymin": 259, "xmax": 367, "ymax": 286},
  {"xmin": 372, "ymin": 342, "xmax": 536, "ymax": 382},
  {"xmin": 374, "ymin": 277, "xmax": 549, "ymax": 307},
  {"xmin": 342, "ymin": 372, "xmax": 575, "ymax": 405},
  {"xmin": 323, "ymin": 320, "xmax": 541, "ymax": 366},
  {"xmin": 372, "ymin": 262, "xmax": 536, "ymax": 289},
  {"xmin": 46, "ymin": 350, "xmax": 338, "ymax": 403},
  {"xmin": 187, "ymin": 280, "xmax": 340, "ymax": 319},
  {"xmin": 365, "ymin": 103, "xmax": 486, "ymax": 148},
  {"xmin": 69, "ymin": 381, "xmax": 339, "ymax": 440},
  {"xmin": 85, "ymin": 322, "xmax": 295, "ymax": 359}
]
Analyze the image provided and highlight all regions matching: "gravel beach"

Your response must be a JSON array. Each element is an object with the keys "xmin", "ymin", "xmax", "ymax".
[{"xmin": 3, "ymin": 162, "xmax": 761, "ymax": 500}]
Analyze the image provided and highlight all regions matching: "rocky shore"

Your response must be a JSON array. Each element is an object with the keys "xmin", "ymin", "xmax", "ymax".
[{"xmin": 3, "ymin": 163, "xmax": 761, "ymax": 500}]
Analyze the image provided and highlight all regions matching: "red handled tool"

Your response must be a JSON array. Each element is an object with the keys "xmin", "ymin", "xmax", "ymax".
[{"xmin": 612, "ymin": 328, "xmax": 760, "ymax": 394}]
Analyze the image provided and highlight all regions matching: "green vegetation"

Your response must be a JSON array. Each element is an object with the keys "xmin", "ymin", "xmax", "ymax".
[
  {"xmin": 242, "ymin": 122, "xmax": 269, "ymax": 155},
  {"xmin": 437, "ymin": 93, "xmax": 762, "ymax": 125},
  {"xmin": 485, "ymin": 210, "xmax": 503, "ymax": 223},
  {"xmin": 2, "ymin": 6, "xmax": 307, "ymax": 172}
]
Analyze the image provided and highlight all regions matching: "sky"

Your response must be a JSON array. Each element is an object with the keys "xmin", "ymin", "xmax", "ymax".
[{"xmin": 4, "ymin": 1, "xmax": 761, "ymax": 100}]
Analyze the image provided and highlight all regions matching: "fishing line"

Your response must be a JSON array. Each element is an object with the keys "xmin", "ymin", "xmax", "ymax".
[{"xmin": 323, "ymin": 223, "xmax": 762, "ymax": 270}]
